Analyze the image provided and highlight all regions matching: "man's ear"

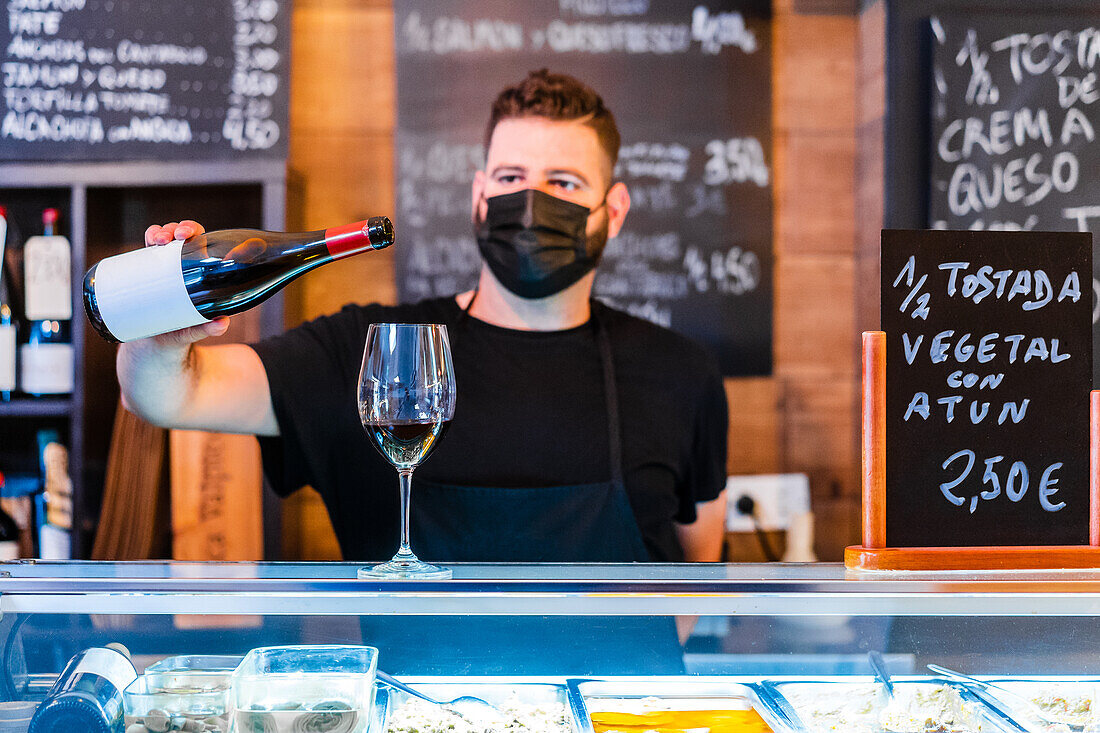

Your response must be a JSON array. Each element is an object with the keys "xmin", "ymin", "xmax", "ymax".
[
  {"xmin": 471, "ymin": 170, "xmax": 486, "ymax": 224},
  {"xmin": 605, "ymin": 181, "xmax": 631, "ymax": 239}
]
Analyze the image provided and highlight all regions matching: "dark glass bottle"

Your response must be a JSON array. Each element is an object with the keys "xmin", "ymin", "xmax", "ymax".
[
  {"xmin": 83, "ymin": 217, "xmax": 394, "ymax": 343},
  {"xmin": 20, "ymin": 209, "xmax": 73, "ymax": 396},
  {"xmin": 28, "ymin": 643, "xmax": 136, "ymax": 733},
  {"xmin": 0, "ymin": 205, "xmax": 15, "ymax": 400}
]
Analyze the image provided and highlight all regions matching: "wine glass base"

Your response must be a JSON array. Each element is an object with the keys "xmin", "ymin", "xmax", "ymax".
[{"xmin": 358, "ymin": 558, "xmax": 452, "ymax": 580}]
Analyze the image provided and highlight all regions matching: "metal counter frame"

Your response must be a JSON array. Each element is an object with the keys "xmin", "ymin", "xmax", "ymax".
[{"xmin": 1, "ymin": 561, "xmax": 1100, "ymax": 616}]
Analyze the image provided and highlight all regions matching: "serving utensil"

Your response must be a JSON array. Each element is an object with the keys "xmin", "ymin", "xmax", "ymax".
[
  {"xmin": 377, "ymin": 670, "xmax": 529, "ymax": 729},
  {"xmin": 927, "ymin": 663, "xmax": 1085, "ymax": 732},
  {"xmin": 868, "ymin": 650, "xmax": 896, "ymax": 699}
]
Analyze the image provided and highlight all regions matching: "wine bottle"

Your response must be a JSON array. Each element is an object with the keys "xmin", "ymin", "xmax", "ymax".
[
  {"xmin": 0, "ymin": 206, "xmax": 16, "ymax": 400},
  {"xmin": 29, "ymin": 643, "xmax": 136, "ymax": 733},
  {"xmin": 0, "ymin": 472, "xmax": 19, "ymax": 561},
  {"xmin": 83, "ymin": 217, "xmax": 395, "ymax": 343},
  {"xmin": 20, "ymin": 209, "xmax": 73, "ymax": 396}
]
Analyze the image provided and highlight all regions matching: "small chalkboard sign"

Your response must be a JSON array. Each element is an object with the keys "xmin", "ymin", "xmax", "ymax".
[
  {"xmin": 0, "ymin": 0, "xmax": 289, "ymax": 160},
  {"xmin": 881, "ymin": 229, "xmax": 1092, "ymax": 548}
]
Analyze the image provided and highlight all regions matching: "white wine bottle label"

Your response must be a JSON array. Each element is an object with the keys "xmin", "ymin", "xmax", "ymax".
[
  {"xmin": 94, "ymin": 240, "xmax": 209, "ymax": 342},
  {"xmin": 0, "ymin": 323, "xmax": 14, "ymax": 392},
  {"xmin": 20, "ymin": 342, "xmax": 73, "ymax": 394},
  {"xmin": 66, "ymin": 647, "xmax": 137, "ymax": 696},
  {"xmin": 24, "ymin": 234, "xmax": 72, "ymax": 320}
]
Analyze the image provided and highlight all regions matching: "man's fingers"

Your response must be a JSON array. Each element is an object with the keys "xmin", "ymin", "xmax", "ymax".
[
  {"xmin": 145, "ymin": 220, "xmax": 204, "ymax": 247},
  {"xmin": 176, "ymin": 220, "xmax": 205, "ymax": 239},
  {"xmin": 145, "ymin": 224, "xmax": 172, "ymax": 246}
]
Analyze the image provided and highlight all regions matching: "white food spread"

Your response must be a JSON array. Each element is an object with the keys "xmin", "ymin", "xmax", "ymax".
[
  {"xmin": 879, "ymin": 685, "xmax": 984, "ymax": 732},
  {"xmin": 783, "ymin": 683, "xmax": 881, "ymax": 733},
  {"xmin": 783, "ymin": 683, "xmax": 985, "ymax": 733},
  {"xmin": 1006, "ymin": 683, "xmax": 1097, "ymax": 731},
  {"xmin": 386, "ymin": 695, "xmax": 571, "ymax": 733}
]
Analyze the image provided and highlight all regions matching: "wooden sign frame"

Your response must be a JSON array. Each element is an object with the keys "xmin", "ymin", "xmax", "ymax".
[{"xmin": 845, "ymin": 331, "xmax": 1100, "ymax": 571}]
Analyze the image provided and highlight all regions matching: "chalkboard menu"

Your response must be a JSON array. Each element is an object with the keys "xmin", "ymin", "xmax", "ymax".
[
  {"xmin": 927, "ymin": 13, "xmax": 1100, "ymax": 383},
  {"xmin": 0, "ymin": 0, "xmax": 289, "ymax": 160},
  {"xmin": 394, "ymin": 0, "xmax": 773, "ymax": 375},
  {"xmin": 882, "ymin": 229, "xmax": 1092, "ymax": 548}
]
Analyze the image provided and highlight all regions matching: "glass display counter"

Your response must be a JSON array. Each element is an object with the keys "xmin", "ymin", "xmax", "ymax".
[{"xmin": 1, "ymin": 562, "xmax": 1098, "ymax": 731}]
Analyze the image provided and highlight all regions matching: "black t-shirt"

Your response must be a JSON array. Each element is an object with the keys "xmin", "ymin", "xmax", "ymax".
[{"xmin": 252, "ymin": 297, "xmax": 728, "ymax": 562}]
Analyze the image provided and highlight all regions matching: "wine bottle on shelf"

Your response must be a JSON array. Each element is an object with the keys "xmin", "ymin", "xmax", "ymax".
[
  {"xmin": 83, "ymin": 216, "xmax": 395, "ymax": 343},
  {"xmin": 0, "ymin": 206, "xmax": 16, "ymax": 400},
  {"xmin": 0, "ymin": 472, "xmax": 20, "ymax": 561},
  {"xmin": 28, "ymin": 643, "xmax": 136, "ymax": 733},
  {"xmin": 20, "ymin": 208, "xmax": 73, "ymax": 396}
]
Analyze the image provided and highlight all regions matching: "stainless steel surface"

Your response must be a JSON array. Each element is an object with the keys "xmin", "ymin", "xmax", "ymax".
[
  {"xmin": 2, "ymin": 562, "xmax": 1100, "ymax": 616},
  {"xmin": 573, "ymin": 678, "xmax": 796, "ymax": 733}
]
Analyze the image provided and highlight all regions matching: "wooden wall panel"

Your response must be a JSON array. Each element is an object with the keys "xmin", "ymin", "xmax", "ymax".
[
  {"xmin": 725, "ymin": 377, "xmax": 782, "ymax": 475},
  {"xmin": 774, "ymin": 132, "xmax": 857, "ymax": 256},
  {"xmin": 774, "ymin": 14, "xmax": 856, "ymax": 133},
  {"xmin": 774, "ymin": 256, "xmax": 856, "ymax": 377},
  {"xmin": 783, "ymin": 376, "xmax": 859, "ymax": 499},
  {"xmin": 290, "ymin": 9, "xmax": 395, "ymax": 136}
]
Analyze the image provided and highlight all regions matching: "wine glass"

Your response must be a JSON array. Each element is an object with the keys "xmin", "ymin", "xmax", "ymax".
[{"xmin": 357, "ymin": 323, "xmax": 456, "ymax": 580}]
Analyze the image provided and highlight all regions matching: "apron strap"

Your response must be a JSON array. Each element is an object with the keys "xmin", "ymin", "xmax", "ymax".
[{"xmin": 593, "ymin": 306, "xmax": 625, "ymax": 491}]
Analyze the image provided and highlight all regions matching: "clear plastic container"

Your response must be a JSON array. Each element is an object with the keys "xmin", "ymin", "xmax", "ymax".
[
  {"xmin": 124, "ymin": 673, "xmax": 231, "ymax": 733},
  {"xmin": 229, "ymin": 645, "xmax": 378, "ymax": 733},
  {"xmin": 143, "ymin": 655, "xmax": 242, "ymax": 693}
]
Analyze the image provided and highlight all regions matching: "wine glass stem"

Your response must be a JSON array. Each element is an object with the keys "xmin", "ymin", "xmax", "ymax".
[{"xmin": 396, "ymin": 468, "xmax": 416, "ymax": 560}]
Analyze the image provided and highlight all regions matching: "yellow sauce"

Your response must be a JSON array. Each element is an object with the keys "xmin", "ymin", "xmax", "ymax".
[{"xmin": 590, "ymin": 708, "xmax": 773, "ymax": 733}]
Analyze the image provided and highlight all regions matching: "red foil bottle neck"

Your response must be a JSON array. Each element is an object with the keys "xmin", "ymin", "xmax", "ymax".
[{"xmin": 324, "ymin": 221, "xmax": 372, "ymax": 257}]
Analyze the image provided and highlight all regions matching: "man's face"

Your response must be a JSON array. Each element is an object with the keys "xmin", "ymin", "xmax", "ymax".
[{"xmin": 472, "ymin": 117, "xmax": 628, "ymax": 243}]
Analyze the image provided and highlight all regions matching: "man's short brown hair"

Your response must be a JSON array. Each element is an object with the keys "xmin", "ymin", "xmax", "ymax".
[{"xmin": 485, "ymin": 69, "xmax": 621, "ymax": 169}]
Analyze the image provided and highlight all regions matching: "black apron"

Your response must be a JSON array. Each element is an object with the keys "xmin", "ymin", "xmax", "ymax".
[
  {"xmin": 358, "ymin": 301, "xmax": 685, "ymax": 674},
  {"xmin": 408, "ymin": 308, "xmax": 650, "ymax": 563}
]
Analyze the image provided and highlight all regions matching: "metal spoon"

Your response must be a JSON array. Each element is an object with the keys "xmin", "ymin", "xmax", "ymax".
[
  {"xmin": 868, "ymin": 650, "xmax": 895, "ymax": 699},
  {"xmin": 927, "ymin": 663, "xmax": 1083, "ymax": 732},
  {"xmin": 377, "ymin": 670, "xmax": 528, "ymax": 729}
]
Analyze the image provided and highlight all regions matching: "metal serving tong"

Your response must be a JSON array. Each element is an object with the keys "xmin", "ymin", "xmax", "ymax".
[
  {"xmin": 377, "ymin": 670, "xmax": 530, "ymax": 730},
  {"xmin": 927, "ymin": 663, "xmax": 1086, "ymax": 733}
]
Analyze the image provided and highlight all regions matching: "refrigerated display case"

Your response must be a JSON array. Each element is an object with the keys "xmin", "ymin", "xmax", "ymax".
[{"xmin": 0, "ymin": 562, "xmax": 1098, "ymax": 731}]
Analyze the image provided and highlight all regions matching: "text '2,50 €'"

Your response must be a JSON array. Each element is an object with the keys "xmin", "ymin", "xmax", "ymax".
[{"xmin": 82, "ymin": 217, "xmax": 395, "ymax": 343}]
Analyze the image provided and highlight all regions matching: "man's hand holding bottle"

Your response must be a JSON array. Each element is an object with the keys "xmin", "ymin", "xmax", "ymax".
[{"xmin": 142, "ymin": 219, "xmax": 230, "ymax": 345}]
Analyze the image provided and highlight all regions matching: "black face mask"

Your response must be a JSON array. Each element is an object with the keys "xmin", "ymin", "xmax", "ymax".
[{"xmin": 475, "ymin": 188, "xmax": 608, "ymax": 299}]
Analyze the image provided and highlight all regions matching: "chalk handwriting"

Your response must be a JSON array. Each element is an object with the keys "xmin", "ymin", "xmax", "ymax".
[{"xmin": 939, "ymin": 449, "xmax": 1065, "ymax": 513}]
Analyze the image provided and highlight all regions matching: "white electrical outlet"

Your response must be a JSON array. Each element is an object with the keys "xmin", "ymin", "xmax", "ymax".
[{"xmin": 724, "ymin": 473, "xmax": 810, "ymax": 532}]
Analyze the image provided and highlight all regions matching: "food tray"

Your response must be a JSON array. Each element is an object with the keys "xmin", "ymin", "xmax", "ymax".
[
  {"xmin": 380, "ymin": 679, "xmax": 575, "ymax": 733},
  {"xmin": 570, "ymin": 678, "xmax": 797, "ymax": 733},
  {"xmin": 759, "ymin": 677, "xmax": 1018, "ymax": 733},
  {"xmin": 941, "ymin": 676, "xmax": 1100, "ymax": 732}
]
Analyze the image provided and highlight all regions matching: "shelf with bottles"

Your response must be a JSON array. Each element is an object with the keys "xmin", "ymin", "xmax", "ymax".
[
  {"xmin": 0, "ymin": 191, "xmax": 77, "ymax": 405},
  {"xmin": 0, "ymin": 159, "xmax": 287, "ymax": 561}
]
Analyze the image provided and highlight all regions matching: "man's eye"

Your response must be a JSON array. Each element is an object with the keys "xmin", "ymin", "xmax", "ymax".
[
  {"xmin": 552, "ymin": 179, "xmax": 580, "ymax": 191},
  {"xmin": 496, "ymin": 174, "xmax": 521, "ymax": 184}
]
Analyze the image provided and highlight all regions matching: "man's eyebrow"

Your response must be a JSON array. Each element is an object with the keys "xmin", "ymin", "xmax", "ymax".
[{"xmin": 489, "ymin": 165, "xmax": 526, "ymax": 176}]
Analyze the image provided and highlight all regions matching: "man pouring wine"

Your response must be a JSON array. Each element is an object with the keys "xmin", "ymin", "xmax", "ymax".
[{"xmin": 118, "ymin": 69, "xmax": 729, "ymax": 671}]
